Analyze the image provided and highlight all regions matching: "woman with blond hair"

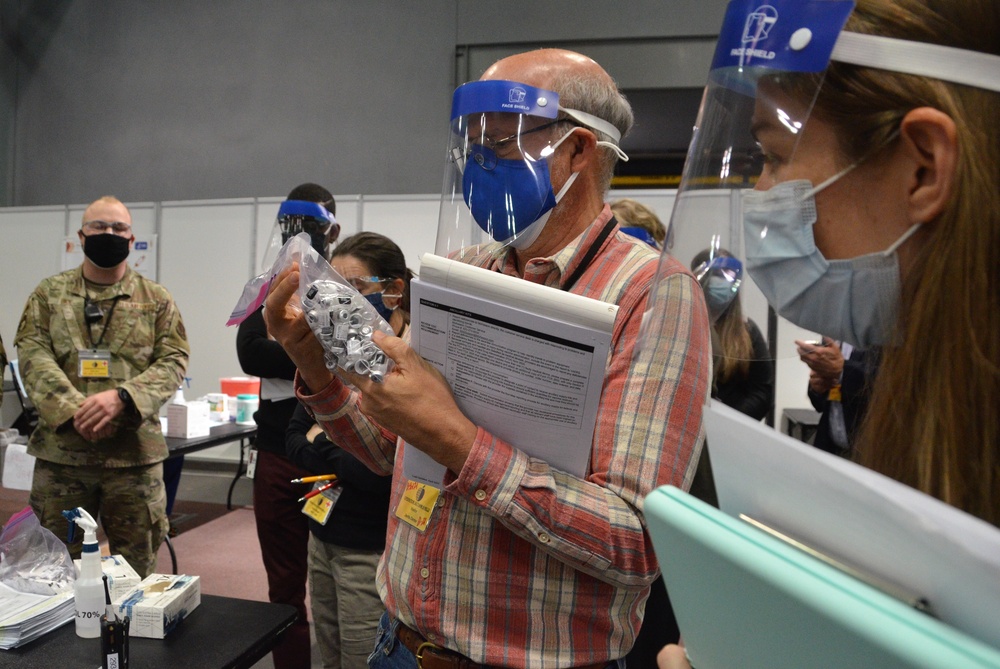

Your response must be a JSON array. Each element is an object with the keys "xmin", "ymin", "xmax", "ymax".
[{"xmin": 690, "ymin": 248, "xmax": 773, "ymax": 421}]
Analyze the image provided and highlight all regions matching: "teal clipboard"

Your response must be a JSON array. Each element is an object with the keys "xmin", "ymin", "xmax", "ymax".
[{"xmin": 644, "ymin": 486, "xmax": 1000, "ymax": 669}]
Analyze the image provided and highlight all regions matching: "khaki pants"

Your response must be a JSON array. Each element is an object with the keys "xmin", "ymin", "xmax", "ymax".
[{"xmin": 308, "ymin": 535, "xmax": 383, "ymax": 669}]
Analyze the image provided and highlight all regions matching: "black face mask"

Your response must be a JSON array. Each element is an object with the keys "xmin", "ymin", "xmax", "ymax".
[{"xmin": 82, "ymin": 233, "xmax": 130, "ymax": 268}]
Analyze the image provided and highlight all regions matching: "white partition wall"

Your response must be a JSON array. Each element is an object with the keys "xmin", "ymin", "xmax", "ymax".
[
  {"xmin": 355, "ymin": 194, "xmax": 441, "ymax": 275},
  {"xmin": 0, "ymin": 189, "xmax": 816, "ymax": 463},
  {"xmin": 0, "ymin": 207, "xmax": 68, "ymax": 356}
]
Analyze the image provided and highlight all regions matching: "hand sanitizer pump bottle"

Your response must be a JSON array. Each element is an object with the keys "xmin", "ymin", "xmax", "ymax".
[{"xmin": 62, "ymin": 507, "xmax": 104, "ymax": 638}]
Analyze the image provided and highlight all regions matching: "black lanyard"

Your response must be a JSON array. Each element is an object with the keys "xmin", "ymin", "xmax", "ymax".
[
  {"xmin": 560, "ymin": 215, "xmax": 619, "ymax": 292},
  {"xmin": 85, "ymin": 295, "xmax": 123, "ymax": 348}
]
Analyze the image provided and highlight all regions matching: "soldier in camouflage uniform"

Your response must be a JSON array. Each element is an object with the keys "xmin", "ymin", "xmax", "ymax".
[{"xmin": 13, "ymin": 196, "xmax": 189, "ymax": 577}]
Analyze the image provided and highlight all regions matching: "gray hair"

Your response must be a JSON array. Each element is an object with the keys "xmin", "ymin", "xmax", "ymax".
[{"xmin": 550, "ymin": 71, "xmax": 634, "ymax": 194}]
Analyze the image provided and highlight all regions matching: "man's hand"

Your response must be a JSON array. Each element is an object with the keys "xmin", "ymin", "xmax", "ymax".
[
  {"xmin": 345, "ymin": 330, "xmax": 478, "ymax": 474},
  {"xmin": 263, "ymin": 264, "xmax": 335, "ymax": 393},
  {"xmin": 73, "ymin": 389, "xmax": 124, "ymax": 441},
  {"xmin": 794, "ymin": 337, "xmax": 844, "ymax": 380},
  {"xmin": 808, "ymin": 369, "xmax": 835, "ymax": 395}
]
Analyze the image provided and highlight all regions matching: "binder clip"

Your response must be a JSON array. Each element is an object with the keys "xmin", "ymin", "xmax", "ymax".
[{"xmin": 101, "ymin": 574, "xmax": 130, "ymax": 669}]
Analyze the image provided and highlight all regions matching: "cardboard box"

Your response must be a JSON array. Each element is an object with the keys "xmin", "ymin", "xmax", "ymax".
[
  {"xmin": 166, "ymin": 400, "xmax": 211, "ymax": 438},
  {"xmin": 114, "ymin": 573, "xmax": 201, "ymax": 638},
  {"xmin": 72, "ymin": 554, "xmax": 141, "ymax": 602}
]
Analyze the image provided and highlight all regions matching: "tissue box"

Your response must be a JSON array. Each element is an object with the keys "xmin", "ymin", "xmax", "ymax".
[
  {"xmin": 72, "ymin": 554, "xmax": 141, "ymax": 602},
  {"xmin": 114, "ymin": 573, "xmax": 201, "ymax": 638},
  {"xmin": 166, "ymin": 400, "xmax": 211, "ymax": 438}
]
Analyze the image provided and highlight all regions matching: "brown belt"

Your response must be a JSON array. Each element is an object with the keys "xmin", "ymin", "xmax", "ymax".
[{"xmin": 394, "ymin": 622, "xmax": 610, "ymax": 669}]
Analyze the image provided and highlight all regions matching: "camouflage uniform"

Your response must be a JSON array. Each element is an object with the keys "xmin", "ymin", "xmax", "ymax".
[{"xmin": 14, "ymin": 266, "xmax": 189, "ymax": 577}]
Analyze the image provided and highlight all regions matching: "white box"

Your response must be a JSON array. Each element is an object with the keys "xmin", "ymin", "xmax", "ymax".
[
  {"xmin": 166, "ymin": 400, "xmax": 211, "ymax": 438},
  {"xmin": 114, "ymin": 573, "xmax": 201, "ymax": 638},
  {"xmin": 72, "ymin": 554, "xmax": 141, "ymax": 602}
]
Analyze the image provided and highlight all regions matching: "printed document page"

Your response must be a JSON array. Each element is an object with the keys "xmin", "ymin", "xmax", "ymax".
[{"xmin": 403, "ymin": 254, "xmax": 617, "ymax": 487}]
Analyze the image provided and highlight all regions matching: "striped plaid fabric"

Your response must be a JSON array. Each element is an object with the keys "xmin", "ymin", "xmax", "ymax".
[{"xmin": 299, "ymin": 205, "xmax": 711, "ymax": 668}]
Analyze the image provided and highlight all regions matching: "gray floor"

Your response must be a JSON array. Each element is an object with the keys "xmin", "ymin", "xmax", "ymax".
[{"xmin": 175, "ymin": 460, "xmax": 323, "ymax": 669}]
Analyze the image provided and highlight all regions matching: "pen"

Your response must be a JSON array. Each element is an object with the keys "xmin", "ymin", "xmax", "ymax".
[
  {"xmin": 297, "ymin": 480, "xmax": 339, "ymax": 503},
  {"xmin": 290, "ymin": 474, "xmax": 338, "ymax": 484}
]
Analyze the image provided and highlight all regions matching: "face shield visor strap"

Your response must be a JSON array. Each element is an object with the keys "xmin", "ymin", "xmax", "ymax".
[
  {"xmin": 831, "ymin": 31, "xmax": 1000, "ymax": 94},
  {"xmin": 558, "ymin": 107, "xmax": 629, "ymax": 162}
]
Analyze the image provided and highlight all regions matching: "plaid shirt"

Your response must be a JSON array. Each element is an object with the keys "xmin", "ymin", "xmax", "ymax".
[{"xmin": 299, "ymin": 206, "xmax": 711, "ymax": 668}]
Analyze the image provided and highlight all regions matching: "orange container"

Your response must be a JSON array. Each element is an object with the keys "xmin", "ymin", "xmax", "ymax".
[{"xmin": 220, "ymin": 376, "xmax": 260, "ymax": 397}]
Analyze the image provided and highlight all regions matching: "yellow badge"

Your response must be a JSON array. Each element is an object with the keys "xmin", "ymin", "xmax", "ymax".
[
  {"xmin": 301, "ymin": 483, "xmax": 342, "ymax": 525},
  {"xmin": 395, "ymin": 479, "xmax": 441, "ymax": 532},
  {"xmin": 78, "ymin": 349, "xmax": 111, "ymax": 378},
  {"xmin": 302, "ymin": 494, "xmax": 334, "ymax": 524}
]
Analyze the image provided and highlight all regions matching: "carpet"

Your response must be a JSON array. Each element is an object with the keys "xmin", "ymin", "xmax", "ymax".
[{"xmin": 155, "ymin": 507, "xmax": 269, "ymax": 601}]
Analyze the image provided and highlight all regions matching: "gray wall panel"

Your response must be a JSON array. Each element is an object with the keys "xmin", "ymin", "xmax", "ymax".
[
  {"xmin": 13, "ymin": 1, "xmax": 459, "ymax": 205},
  {"xmin": 8, "ymin": 1, "xmax": 727, "ymax": 207}
]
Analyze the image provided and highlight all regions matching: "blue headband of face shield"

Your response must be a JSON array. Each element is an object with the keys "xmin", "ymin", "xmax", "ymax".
[
  {"xmin": 620, "ymin": 226, "xmax": 659, "ymax": 248},
  {"xmin": 277, "ymin": 200, "xmax": 337, "ymax": 228},
  {"xmin": 694, "ymin": 255, "xmax": 744, "ymax": 287}
]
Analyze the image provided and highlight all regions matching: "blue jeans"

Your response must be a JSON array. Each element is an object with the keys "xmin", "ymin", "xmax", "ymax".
[
  {"xmin": 366, "ymin": 612, "xmax": 625, "ymax": 669},
  {"xmin": 367, "ymin": 612, "xmax": 409, "ymax": 669}
]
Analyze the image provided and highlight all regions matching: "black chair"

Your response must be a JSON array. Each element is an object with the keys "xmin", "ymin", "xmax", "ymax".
[{"xmin": 9, "ymin": 360, "xmax": 39, "ymax": 436}]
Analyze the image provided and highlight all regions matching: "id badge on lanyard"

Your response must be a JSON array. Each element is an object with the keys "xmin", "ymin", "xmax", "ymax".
[{"xmin": 79, "ymin": 348, "xmax": 112, "ymax": 378}]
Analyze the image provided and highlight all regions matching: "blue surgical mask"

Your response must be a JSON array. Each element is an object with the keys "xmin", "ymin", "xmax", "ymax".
[
  {"xmin": 743, "ymin": 178, "xmax": 920, "ymax": 348},
  {"xmin": 462, "ymin": 129, "xmax": 579, "ymax": 249},
  {"xmin": 364, "ymin": 292, "xmax": 396, "ymax": 324},
  {"xmin": 704, "ymin": 276, "xmax": 738, "ymax": 318}
]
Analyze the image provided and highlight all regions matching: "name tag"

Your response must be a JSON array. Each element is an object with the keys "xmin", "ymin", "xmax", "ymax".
[
  {"xmin": 302, "ymin": 484, "xmax": 343, "ymax": 525},
  {"xmin": 78, "ymin": 349, "xmax": 111, "ymax": 378},
  {"xmin": 395, "ymin": 480, "xmax": 440, "ymax": 532}
]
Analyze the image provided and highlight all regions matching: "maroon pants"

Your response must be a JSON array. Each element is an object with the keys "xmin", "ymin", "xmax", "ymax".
[{"xmin": 253, "ymin": 449, "xmax": 313, "ymax": 669}]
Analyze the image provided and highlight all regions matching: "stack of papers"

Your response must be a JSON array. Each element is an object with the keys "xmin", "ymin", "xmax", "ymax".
[{"xmin": 0, "ymin": 581, "xmax": 74, "ymax": 649}]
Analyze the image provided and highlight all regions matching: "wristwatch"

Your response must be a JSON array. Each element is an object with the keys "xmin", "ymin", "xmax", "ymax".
[{"xmin": 117, "ymin": 387, "xmax": 133, "ymax": 409}]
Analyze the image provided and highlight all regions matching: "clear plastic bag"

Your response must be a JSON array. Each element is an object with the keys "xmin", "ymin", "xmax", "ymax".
[
  {"xmin": 227, "ymin": 233, "xmax": 395, "ymax": 381},
  {"xmin": 0, "ymin": 507, "xmax": 76, "ymax": 595}
]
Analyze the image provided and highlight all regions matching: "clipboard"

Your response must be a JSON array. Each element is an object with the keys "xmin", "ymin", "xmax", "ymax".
[{"xmin": 644, "ymin": 485, "xmax": 1000, "ymax": 669}]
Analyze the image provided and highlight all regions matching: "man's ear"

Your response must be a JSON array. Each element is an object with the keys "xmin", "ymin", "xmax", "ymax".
[
  {"xmin": 898, "ymin": 107, "xmax": 958, "ymax": 225},
  {"xmin": 567, "ymin": 128, "xmax": 599, "ymax": 173}
]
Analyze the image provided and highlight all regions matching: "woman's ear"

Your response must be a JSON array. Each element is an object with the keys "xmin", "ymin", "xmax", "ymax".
[
  {"xmin": 898, "ymin": 107, "xmax": 958, "ymax": 225},
  {"xmin": 385, "ymin": 278, "xmax": 406, "ymax": 307}
]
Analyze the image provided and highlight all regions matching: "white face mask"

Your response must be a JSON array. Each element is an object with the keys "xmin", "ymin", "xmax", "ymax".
[{"xmin": 743, "ymin": 173, "xmax": 920, "ymax": 349}]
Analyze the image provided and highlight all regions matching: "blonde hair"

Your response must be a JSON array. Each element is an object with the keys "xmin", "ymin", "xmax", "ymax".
[
  {"xmin": 803, "ymin": 0, "xmax": 999, "ymax": 525},
  {"xmin": 610, "ymin": 198, "xmax": 666, "ymax": 247}
]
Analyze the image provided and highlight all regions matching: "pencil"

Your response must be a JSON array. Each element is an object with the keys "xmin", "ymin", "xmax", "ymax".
[
  {"xmin": 290, "ymin": 474, "xmax": 338, "ymax": 484},
  {"xmin": 297, "ymin": 480, "xmax": 339, "ymax": 503}
]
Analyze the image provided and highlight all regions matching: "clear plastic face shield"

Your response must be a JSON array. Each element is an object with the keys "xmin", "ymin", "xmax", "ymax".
[
  {"xmin": 647, "ymin": 0, "xmax": 1000, "ymax": 362},
  {"xmin": 641, "ymin": 0, "xmax": 862, "ymax": 368},
  {"xmin": 261, "ymin": 200, "xmax": 339, "ymax": 271},
  {"xmin": 436, "ymin": 79, "xmax": 627, "ymax": 258}
]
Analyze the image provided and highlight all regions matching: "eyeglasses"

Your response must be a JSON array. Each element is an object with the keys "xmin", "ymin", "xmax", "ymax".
[
  {"xmin": 82, "ymin": 220, "xmax": 132, "ymax": 235},
  {"xmin": 344, "ymin": 275, "xmax": 391, "ymax": 292}
]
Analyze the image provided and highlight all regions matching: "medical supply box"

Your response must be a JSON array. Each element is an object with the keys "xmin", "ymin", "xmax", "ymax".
[{"xmin": 114, "ymin": 573, "xmax": 201, "ymax": 638}]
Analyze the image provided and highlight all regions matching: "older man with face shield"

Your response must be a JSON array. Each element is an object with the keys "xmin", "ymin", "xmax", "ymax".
[{"xmin": 265, "ymin": 49, "xmax": 712, "ymax": 669}]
